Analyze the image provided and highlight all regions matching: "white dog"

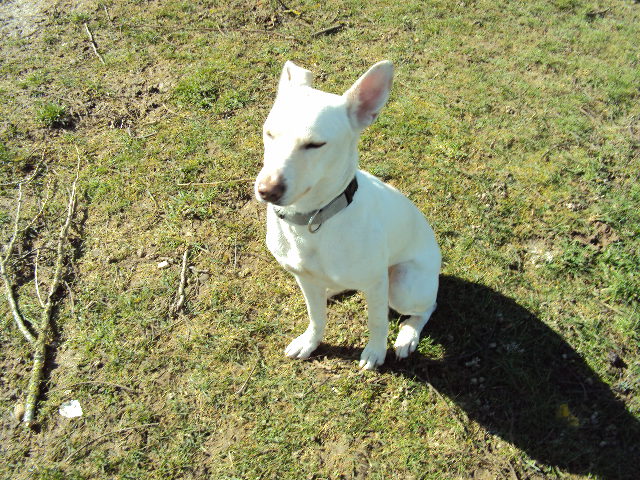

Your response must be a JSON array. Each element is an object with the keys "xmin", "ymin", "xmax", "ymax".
[{"xmin": 255, "ymin": 60, "xmax": 441, "ymax": 369}]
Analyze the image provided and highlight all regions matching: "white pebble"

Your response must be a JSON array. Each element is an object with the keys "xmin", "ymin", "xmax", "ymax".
[{"xmin": 59, "ymin": 400, "xmax": 83, "ymax": 418}]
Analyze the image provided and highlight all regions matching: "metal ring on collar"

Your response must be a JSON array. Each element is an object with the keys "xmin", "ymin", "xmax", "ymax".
[{"xmin": 307, "ymin": 209, "xmax": 322, "ymax": 233}]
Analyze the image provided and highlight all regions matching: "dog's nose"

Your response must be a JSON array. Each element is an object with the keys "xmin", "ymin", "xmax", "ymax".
[{"xmin": 257, "ymin": 175, "xmax": 286, "ymax": 204}]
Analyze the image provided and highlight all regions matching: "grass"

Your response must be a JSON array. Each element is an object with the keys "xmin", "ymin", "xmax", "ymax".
[
  {"xmin": 1, "ymin": 0, "xmax": 639, "ymax": 479},
  {"xmin": 35, "ymin": 102, "xmax": 72, "ymax": 129}
]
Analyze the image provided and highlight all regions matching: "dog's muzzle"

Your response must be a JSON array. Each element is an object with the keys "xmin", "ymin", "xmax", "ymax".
[{"xmin": 257, "ymin": 173, "xmax": 286, "ymax": 204}]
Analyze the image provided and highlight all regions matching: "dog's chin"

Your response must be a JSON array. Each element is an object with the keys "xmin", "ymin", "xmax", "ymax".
[
  {"xmin": 255, "ymin": 194, "xmax": 287, "ymax": 207},
  {"xmin": 269, "ymin": 196, "xmax": 290, "ymax": 207}
]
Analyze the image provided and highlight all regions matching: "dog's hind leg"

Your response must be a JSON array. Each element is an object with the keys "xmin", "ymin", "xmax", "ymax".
[
  {"xmin": 388, "ymin": 260, "xmax": 439, "ymax": 358},
  {"xmin": 394, "ymin": 304, "xmax": 436, "ymax": 358}
]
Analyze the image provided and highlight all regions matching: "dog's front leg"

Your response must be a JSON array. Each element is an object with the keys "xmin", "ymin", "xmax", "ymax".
[
  {"xmin": 360, "ymin": 276, "xmax": 390, "ymax": 370},
  {"xmin": 284, "ymin": 275, "xmax": 327, "ymax": 359}
]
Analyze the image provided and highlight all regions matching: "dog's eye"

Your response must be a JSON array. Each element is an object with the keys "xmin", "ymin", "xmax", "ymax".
[{"xmin": 302, "ymin": 142, "xmax": 326, "ymax": 150}]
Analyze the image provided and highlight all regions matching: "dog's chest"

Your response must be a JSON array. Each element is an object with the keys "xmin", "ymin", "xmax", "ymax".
[
  {"xmin": 265, "ymin": 221, "xmax": 358, "ymax": 288},
  {"xmin": 266, "ymin": 225, "xmax": 323, "ymax": 277},
  {"xmin": 267, "ymin": 218, "xmax": 386, "ymax": 290}
]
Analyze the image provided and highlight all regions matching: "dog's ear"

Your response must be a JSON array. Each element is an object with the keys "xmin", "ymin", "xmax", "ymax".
[
  {"xmin": 278, "ymin": 61, "xmax": 314, "ymax": 92},
  {"xmin": 344, "ymin": 61, "xmax": 394, "ymax": 130}
]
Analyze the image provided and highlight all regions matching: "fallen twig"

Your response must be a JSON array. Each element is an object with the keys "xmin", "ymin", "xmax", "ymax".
[
  {"xmin": 1, "ymin": 184, "xmax": 36, "ymax": 344},
  {"xmin": 1, "ymin": 160, "xmax": 48, "ymax": 340},
  {"xmin": 34, "ymin": 249, "xmax": 45, "ymax": 308},
  {"xmin": 63, "ymin": 423, "xmax": 159, "ymax": 462},
  {"xmin": 177, "ymin": 178, "xmax": 253, "ymax": 187},
  {"xmin": 23, "ymin": 178, "xmax": 53, "ymax": 234},
  {"xmin": 126, "ymin": 127, "xmax": 157, "ymax": 139},
  {"xmin": 5, "ymin": 184, "xmax": 23, "ymax": 259},
  {"xmin": 102, "ymin": 4, "xmax": 112, "ymax": 23},
  {"xmin": 302, "ymin": 375, "xmax": 332, "ymax": 397},
  {"xmin": 0, "ymin": 149, "xmax": 44, "ymax": 186},
  {"xmin": 311, "ymin": 23, "xmax": 345, "ymax": 37},
  {"xmin": 172, "ymin": 248, "xmax": 189, "ymax": 314},
  {"xmin": 50, "ymin": 380, "xmax": 137, "ymax": 394},
  {"xmin": 600, "ymin": 301, "xmax": 625, "ymax": 317},
  {"xmin": 236, "ymin": 360, "xmax": 259, "ymax": 396},
  {"xmin": 114, "ymin": 21, "xmax": 301, "ymax": 42},
  {"xmin": 233, "ymin": 237, "xmax": 238, "ymax": 270},
  {"xmin": 199, "ymin": 26, "xmax": 300, "ymax": 42},
  {"xmin": 23, "ymin": 158, "xmax": 80, "ymax": 427},
  {"xmin": 161, "ymin": 103, "xmax": 194, "ymax": 120},
  {"xmin": 83, "ymin": 23, "xmax": 106, "ymax": 65}
]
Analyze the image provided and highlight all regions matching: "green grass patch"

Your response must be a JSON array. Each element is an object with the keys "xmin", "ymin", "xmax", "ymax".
[
  {"xmin": 35, "ymin": 102, "xmax": 73, "ymax": 128},
  {"xmin": 1, "ymin": 0, "xmax": 639, "ymax": 479}
]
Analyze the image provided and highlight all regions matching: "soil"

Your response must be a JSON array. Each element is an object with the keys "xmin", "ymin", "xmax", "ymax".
[{"xmin": 0, "ymin": 0, "xmax": 49, "ymax": 37}]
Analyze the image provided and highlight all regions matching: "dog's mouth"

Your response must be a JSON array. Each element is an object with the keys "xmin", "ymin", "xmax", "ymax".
[
  {"xmin": 255, "ymin": 169, "xmax": 313, "ymax": 207},
  {"xmin": 259, "ymin": 185, "xmax": 312, "ymax": 207},
  {"xmin": 286, "ymin": 186, "xmax": 312, "ymax": 206}
]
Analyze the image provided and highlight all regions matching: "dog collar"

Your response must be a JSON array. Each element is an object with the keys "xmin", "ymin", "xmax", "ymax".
[{"xmin": 274, "ymin": 176, "xmax": 358, "ymax": 233}]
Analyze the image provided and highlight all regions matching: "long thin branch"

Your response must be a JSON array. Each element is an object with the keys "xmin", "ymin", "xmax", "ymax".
[
  {"xmin": 172, "ymin": 248, "xmax": 189, "ymax": 314},
  {"xmin": 83, "ymin": 23, "xmax": 106, "ymax": 65},
  {"xmin": 23, "ymin": 178, "xmax": 53, "ymax": 233},
  {"xmin": 1, "ymin": 184, "xmax": 36, "ymax": 344},
  {"xmin": 49, "ymin": 380, "xmax": 137, "ymax": 394},
  {"xmin": 1, "ymin": 266, "xmax": 36, "ymax": 344},
  {"xmin": 34, "ymin": 249, "xmax": 45, "ymax": 308},
  {"xmin": 0, "ymin": 155, "xmax": 42, "ymax": 186},
  {"xmin": 235, "ymin": 360, "xmax": 259, "ymax": 396},
  {"xmin": 311, "ymin": 23, "xmax": 345, "ymax": 37},
  {"xmin": 177, "ymin": 178, "xmax": 253, "ymax": 187},
  {"xmin": 23, "ymin": 163, "xmax": 80, "ymax": 426}
]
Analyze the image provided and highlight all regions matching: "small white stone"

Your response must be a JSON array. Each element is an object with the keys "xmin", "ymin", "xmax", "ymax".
[
  {"xmin": 157, "ymin": 260, "xmax": 170, "ymax": 269},
  {"xmin": 59, "ymin": 400, "xmax": 83, "ymax": 418}
]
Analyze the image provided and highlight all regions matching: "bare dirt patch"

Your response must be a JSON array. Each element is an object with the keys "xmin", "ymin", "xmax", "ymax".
[
  {"xmin": 571, "ymin": 219, "xmax": 620, "ymax": 250},
  {"xmin": 0, "ymin": 0, "xmax": 49, "ymax": 37}
]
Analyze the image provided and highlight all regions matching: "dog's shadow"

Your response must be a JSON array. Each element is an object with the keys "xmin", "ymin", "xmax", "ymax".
[{"xmin": 316, "ymin": 276, "xmax": 640, "ymax": 479}]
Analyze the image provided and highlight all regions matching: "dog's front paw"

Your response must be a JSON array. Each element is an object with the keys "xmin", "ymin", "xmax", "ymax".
[
  {"xmin": 359, "ymin": 342, "xmax": 387, "ymax": 370},
  {"xmin": 394, "ymin": 325, "xmax": 420, "ymax": 359},
  {"xmin": 284, "ymin": 333, "xmax": 320, "ymax": 359}
]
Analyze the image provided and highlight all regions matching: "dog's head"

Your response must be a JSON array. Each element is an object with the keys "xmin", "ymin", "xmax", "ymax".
[{"xmin": 255, "ymin": 60, "xmax": 393, "ymax": 211}]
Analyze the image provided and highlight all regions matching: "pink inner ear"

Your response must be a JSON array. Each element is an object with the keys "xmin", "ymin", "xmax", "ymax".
[{"xmin": 355, "ymin": 72, "xmax": 390, "ymax": 125}]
